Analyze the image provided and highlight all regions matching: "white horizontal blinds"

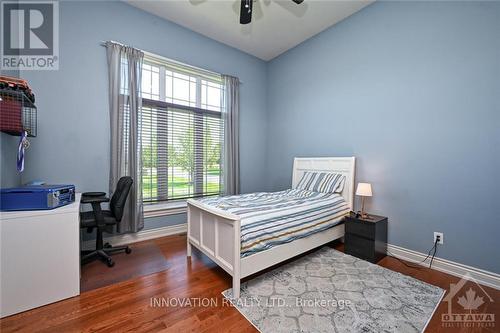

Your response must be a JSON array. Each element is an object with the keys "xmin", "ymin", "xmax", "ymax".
[
  {"xmin": 140, "ymin": 56, "xmax": 223, "ymax": 202},
  {"xmin": 203, "ymin": 111, "xmax": 223, "ymax": 195},
  {"xmin": 141, "ymin": 106, "xmax": 160, "ymax": 201}
]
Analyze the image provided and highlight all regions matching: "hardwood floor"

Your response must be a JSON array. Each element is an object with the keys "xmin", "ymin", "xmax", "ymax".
[
  {"xmin": 80, "ymin": 240, "xmax": 169, "ymax": 292},
  {"xmin": 1, "ymin": 234, "xmax": 498, "ymax": 332}
]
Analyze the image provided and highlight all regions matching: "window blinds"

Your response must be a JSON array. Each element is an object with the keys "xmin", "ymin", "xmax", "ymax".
[{"xmin": 120, "ymin": 52, "xmax": 225, "ymax": 203}]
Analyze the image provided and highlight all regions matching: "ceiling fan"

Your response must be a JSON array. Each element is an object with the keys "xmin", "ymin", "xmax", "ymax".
[{"xmin": 239, "ymin": 0, "xmax": 304, "ymax": 24}]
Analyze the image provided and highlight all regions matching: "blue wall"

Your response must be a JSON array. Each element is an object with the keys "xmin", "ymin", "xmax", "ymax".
[
  {"xmin": 266, "ymin": 1, "xmax": 500, "ymax": 273},
  {"xmin": 19, "ymin": 1, "xmax": 268, "ymax": 230},
  {"xmin": 0, "ymin": 133, "xmax": 21, "ymax": 187}
]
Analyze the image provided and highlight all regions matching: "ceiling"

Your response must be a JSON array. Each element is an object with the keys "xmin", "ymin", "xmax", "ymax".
[{"xmin": 126, "ymin": 0, "xmax": 373, "ymax": 61}]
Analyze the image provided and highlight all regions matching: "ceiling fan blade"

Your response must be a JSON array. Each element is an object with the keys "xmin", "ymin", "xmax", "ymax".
[
  {"xmin": 240, "ymin": 0, "xmax": 252, "ymax": 24},
  {"xmin": 291, "ymin": 0, "xmax": 304, "ymax": 4}
]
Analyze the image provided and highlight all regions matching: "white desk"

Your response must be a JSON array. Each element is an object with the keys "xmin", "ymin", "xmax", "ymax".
[{"xmin": 0, "ymin": 193, "xmax": 81, "ymax": 318}]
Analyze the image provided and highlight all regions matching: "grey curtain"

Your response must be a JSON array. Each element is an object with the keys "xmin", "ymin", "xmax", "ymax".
[
  {"xmin": 106, "ymin": 41, "xmax": 144, "ymax": 233},
  {"xmin": 221, "ymin": 75, "xmax": 240, "ymax": 195}
]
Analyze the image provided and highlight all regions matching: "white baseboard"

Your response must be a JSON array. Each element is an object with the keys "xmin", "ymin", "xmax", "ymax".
[
  {"xmin": 387, "ymin": 243, "xmax": 500, "ymax": 290},
  {"xmin": 82, "ymin": 223, "xmax": 187, "ymax": 250}
]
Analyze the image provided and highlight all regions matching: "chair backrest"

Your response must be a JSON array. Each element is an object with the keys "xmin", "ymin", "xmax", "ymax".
[{"xmin": 110, "ymin": 176, "xmax": 133, "ymax": 221}]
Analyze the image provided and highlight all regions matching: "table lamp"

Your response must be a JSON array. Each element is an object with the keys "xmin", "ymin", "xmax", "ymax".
[{"xmin": 356, "ymin": 183, "xmax": 372, "ymax": 219}]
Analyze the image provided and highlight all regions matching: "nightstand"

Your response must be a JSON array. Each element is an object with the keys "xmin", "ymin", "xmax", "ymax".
[{"xmin": 344, "ymin": 213, "xmax": 388, "ymax": 263}]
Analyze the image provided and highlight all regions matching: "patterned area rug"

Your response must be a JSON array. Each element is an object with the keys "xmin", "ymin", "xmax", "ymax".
[{"xmin": 222, "ymin": 247, "xmax": 445, "ymax": 333}]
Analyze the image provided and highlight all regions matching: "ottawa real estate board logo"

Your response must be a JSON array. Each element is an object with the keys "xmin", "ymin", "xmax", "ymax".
[
  {"xmin": 441, "ymin": 273, "xmax": 495, "ymax": 329},
  {"xmin": 1, "ymin": 1, "xmax": 59, "ymax": 70}
]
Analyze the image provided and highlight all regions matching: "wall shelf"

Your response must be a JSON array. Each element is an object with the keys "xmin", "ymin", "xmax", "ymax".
[{"xmin": 0, "ymin": 89, "xmax": 37, "ymax": 137}]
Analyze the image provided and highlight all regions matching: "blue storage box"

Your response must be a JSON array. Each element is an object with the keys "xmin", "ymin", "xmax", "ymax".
[{"xmin": 0, "ymin": 185, "xmax": 75, "ymax": 211}]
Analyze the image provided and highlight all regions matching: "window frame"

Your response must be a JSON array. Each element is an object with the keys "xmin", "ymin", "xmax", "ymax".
[{"xmin": 139, "ymin": 55, "xmax": 225, "ymax": 206}]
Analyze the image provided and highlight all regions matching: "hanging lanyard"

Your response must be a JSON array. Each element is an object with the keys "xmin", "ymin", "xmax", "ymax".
[{"xmin": 17, "ymin": 131, "xmax": 29, "ymax": 172}]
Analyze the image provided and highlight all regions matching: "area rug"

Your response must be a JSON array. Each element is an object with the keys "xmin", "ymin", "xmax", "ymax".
[{"xmin": 222, "ymin": 247, "xmax": 445, "ymax": 333}]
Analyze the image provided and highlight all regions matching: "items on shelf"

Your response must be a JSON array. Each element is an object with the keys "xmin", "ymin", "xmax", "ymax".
[
  {"xmin": 0, "ymin": 76, "xmax": 35, "ymax": 103},
  {"xmin": 0, "ymin": 76, "xmax": 37, "ymax": 137}
]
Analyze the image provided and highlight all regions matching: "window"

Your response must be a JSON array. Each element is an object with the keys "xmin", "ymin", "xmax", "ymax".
[{"xmin": 139, "ymin": 55, "xmax": 224, "ymax": 203}]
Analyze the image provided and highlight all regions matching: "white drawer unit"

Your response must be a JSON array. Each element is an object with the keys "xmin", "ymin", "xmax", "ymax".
[{"xmin": 0, "ymin": 194, "xmax": 81, "ymax": 318}]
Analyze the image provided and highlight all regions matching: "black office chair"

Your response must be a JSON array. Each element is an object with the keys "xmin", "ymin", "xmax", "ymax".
[{"xmin": 80, "ymin": 176, "xmax": 133, "ymax": 267}]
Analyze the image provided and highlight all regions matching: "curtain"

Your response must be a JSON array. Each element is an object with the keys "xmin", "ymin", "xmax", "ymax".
[
  {"xmin": 221, "ymin": 75, "xmax": 240, "ymax": 195},
  {"xmin": 106, "ymin": 41, "xmax": 144, "ymax": 233}
]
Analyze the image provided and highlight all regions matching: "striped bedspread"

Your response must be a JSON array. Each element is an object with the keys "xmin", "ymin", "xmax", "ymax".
[{"xmin": 197, "ymin": 189, "xmax": 350, "ymax": 258}]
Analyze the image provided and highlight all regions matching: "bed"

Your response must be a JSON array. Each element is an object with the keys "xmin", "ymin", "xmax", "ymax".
[{"xmin": 186, "ymin": 157, "xmax": 356, "ymax": 298}]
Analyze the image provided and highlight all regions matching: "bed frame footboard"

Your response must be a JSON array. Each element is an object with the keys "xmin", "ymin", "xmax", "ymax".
[
  {"xmin": 186, "ymin": 157, "xmax": 354, "ymax": 299},
  {"xmin": 186, "ymin": 200, "xmax": 242, "ymax": 298}
]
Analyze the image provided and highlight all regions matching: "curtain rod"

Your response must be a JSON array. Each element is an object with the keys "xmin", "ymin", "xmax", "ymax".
[{"xmin": 100, "ymin": 40, "xmax": 242, "ymax": 83}]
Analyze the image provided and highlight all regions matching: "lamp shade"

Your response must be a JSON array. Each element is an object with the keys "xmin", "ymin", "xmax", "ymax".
[{"xmin": 356, "ymin": 183, "xmax": 372, "ymax": 197}]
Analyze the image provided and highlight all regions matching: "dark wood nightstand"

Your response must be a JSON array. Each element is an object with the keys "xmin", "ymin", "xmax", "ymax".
[{"xmin": 344, "ymin": 213, "xmax": 388, "ymax": 263}]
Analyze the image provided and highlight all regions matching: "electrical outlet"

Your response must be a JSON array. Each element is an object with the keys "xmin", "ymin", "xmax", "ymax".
[{"xmin": 434, "ymin": 232, "xmax": 444, "ymax": 245}]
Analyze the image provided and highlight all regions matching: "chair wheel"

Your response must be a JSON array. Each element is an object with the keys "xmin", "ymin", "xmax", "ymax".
[
  {"xmin": 107, "ymin": 259, "xmax": 115, "ymax": 267},
  {"xmin": 104, "ymin": 243, "xmax": 112, "ymax": 248},
  {"xmin": 125, "ymin": 247, "xmax": 132, "ymax": 254}
]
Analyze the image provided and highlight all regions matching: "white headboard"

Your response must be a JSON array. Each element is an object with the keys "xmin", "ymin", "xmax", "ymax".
[{"xmin": 292, "ymin": 157, "xmax": 356, "ymax": 209}]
